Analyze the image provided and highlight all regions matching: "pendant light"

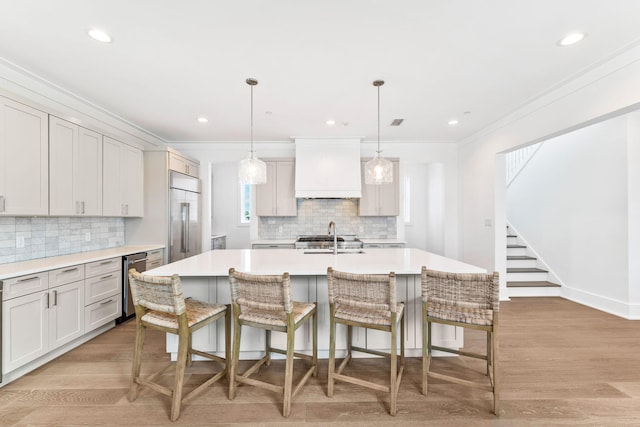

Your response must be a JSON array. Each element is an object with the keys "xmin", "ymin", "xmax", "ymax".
[
  {"xmin": 238, "ymin": 78, "xmax": 267, "ymax": 184},
  {"xmin": 364, "ymin": 80, "xmax": 393, "ymax": 185}
]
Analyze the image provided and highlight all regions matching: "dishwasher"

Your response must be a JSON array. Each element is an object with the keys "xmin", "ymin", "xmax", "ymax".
[{"xmin": 119, "ymin": 252, "xmax": 147, "ymax": 323}]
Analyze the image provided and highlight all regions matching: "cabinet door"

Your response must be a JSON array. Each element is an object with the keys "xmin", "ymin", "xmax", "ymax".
[
  {"xmin": 2, "ymin": 292, "xmax": 48, "ymax": 372},
  {"xmin": 122, "ymin": 144, "xmax": 143, "ymax": 217},
  {"xmin": 0, "ymin": 96, "xmax": 49, "ymax": 216},
  {"xmin": 77, "ymin": 127, "xmax": 103, "ymax": 215},
  {"xmin": 102, "ymin": 136, "xmax": 123, "ymax": 216},
  {"xmin": 358, "ymin": 161, "xmax": 378, "ymax": 216},
  {"xmin": 49, "ymin": 281, "xmax": 85, "ymax": 349},
  {"xmin": 275, "ymin": 161, "xmax": 297, "ymax": 216},
  {"xmin": 169, "ymin": 153, "xmax": 199, "ymax": 177},
  {"xmin": 49, "ymin": 116, "xmax": 78, "ymax": 215},
  {"xmin": 255, "ymin": 161, "xmax": 276, "ymax": 216}
]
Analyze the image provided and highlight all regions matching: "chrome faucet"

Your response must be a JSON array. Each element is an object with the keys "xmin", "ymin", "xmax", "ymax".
[{"xmin": 328, "ymin": 221, "xmax": 337, "ymax": 254}]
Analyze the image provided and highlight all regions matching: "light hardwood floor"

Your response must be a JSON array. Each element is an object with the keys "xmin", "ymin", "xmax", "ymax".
[{"xmin": 1, "ymin": 297, "xmax": 640, "ymax": 426}]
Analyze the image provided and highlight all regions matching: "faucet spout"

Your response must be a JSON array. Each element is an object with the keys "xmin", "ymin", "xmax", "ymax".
[{"xmin": 328, "ymin": 221, "xmax": 337, "ymax": 254}]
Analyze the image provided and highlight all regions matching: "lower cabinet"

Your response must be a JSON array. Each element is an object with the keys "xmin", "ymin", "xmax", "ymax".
[
  {"xmin": 3, "ymin": 277, "xmax": 84, "ymax": 373},
  {"xmin": 2, "ymin": 256, "xmax": 122, "ymax": 375}
]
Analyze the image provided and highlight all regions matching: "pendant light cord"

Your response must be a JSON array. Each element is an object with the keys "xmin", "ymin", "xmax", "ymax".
[
  {"xmin": 250, "ymin": 83, "xmax": 254, "ymax": 157},
  {"xmin": 377, "ymin": 83, "xmax": 381, "ymax": 154}
]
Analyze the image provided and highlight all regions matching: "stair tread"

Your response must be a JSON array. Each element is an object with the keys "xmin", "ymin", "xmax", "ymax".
[
  {"xmin": 507, "ymin": 281, "xmax": 560, "ymax": 288},
  {"xmin": 507, "ymin": 267, "xmax": 548, "ymax": 273},
  {"xmin": 507, "ymin": 255, "xmax": 536, "ymax": 260},
  {"xmin": 507, "ymin": 244, "xmax": 527, "ymax": 248},
  {"xmin": 506, "ymin": 234, "xmax": 518, "ymax": 238}
]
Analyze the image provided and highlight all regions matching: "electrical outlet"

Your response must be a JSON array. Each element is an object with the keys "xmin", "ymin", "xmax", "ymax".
[
  {"xmin": 85, "ymin": 232, "xmax": 91, "ymax": 242},
  {"xmin": 16, "ymin": 236, "xmax": 25, "ymax": 248}
]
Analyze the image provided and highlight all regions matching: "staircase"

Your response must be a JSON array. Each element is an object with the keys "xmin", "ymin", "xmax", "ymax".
[{"xmin": 506, "ymin": 225, "xmax": 561, "ymax": 297}]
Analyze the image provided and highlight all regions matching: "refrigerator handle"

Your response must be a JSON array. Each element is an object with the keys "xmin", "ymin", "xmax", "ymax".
[
  {"xmin": 185, "ymin": 203, "xmax": 190, "ymax": 253},
  {"xmin": 181, "ymin": 202, "xmax": 188, "ymax": 253}
]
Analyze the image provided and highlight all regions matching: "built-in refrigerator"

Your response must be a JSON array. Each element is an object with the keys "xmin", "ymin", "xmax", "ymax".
[{"xmin": 169, "ymin": 170, "xmax": 201, "ymax": 262}]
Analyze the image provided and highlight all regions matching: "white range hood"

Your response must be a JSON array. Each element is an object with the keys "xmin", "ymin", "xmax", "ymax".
[{"xmin": 294, "ymin": 138, "xmax": 362, "ymax": 198}]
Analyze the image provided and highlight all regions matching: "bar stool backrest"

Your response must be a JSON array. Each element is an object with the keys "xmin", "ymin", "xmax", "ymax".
[
  {"xmin": 327, "ymin": 267, "xmax": 397, "ymax": 313},
  {"xmin": 228, "ymin": 268, "xmax": 292, "ymax": 313},
  {"xmin": 128, "ymin": 269, "xmax": 186, "ymax": 316}
]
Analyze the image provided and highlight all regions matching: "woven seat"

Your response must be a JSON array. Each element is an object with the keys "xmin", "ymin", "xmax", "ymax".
[
  {"xmin": 228, "ymin": 268, "xmax": 318, "ymax": 418},
  {"xmin": 326, "ymin": 267, "xmax": 404, "ymax": 416},
  {"xmin": 421, "ymin": 267, "xmax": 500, "ymax": 415},
  {"xmin": 127, "ymin": 269, "xmax": 230, "ymax": 421}
]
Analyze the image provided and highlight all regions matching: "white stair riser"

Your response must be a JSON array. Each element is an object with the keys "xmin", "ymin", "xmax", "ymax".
[
  {"xmin": 507, "ymin": 286, "xmax": 561, "ymax": 297},
  {"xmin": 507, "ymin": 236, "xmax": 518, "ymax": 245},
  {"xmin": 507, "ymin": 271, "xmax": 549, "ymax": 281},
  {"xmin": 507, "ymin": 259, "xmax": 537, "ymax": 269},
  {"xmin": 507, "ymin": 247, "xmax": 527, "ymax": 256}
]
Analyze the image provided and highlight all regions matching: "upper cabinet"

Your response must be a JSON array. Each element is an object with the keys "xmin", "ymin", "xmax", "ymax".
[
  {"xmin": 49, "ymin": 116, "xmax": 103, "ymax": 216},
  {"xmin": 0, "ymin": 96, "xmax": 49, "ymax": 216},
  {"xmin": 359, "ymin": 159, "xmax": 400, "ymax": 216},
  {"xmin": 103, "ymin": 136, "xmax": 143, "ymax": 217},
  {"xmin": 169, "ymin": 152, "xmax": 199, "ymax": 178},
  {"xmin": 256, "ymin": 160, "xmax": 297, "ymax": 217}
]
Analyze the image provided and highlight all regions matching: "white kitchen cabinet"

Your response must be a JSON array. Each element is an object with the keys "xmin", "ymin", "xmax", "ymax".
[
  {"xmin": 169, "ymin": 152, "xmax": 199, "ymax": 178},
  {"xmin": 256, "ymin": 160, "xmax": 297, "ymax": 217},
  {"xmin": 359, "ymin": 159, "xmax": 400, "ymax": 216},
  {"xmin": 362, "ymin": 242, "xmax": 406, "ymax": 248},
  {"xmin": 84, "ymin": 257, "xmax": 122, "ymax": 332},
  {"xmin": 102, "ymin": 136, "xmax": 143, "ymax": 217},
  {"xmin": 252, "ymin": 243, "xmax": 295, "ymax": 249},
  {"xmin": 0, "ymin": 96, "xmax": 49, "ymax": 216},
  {"xmin": 146, "ymin": 248, "xmax": 165, "ymax": 270},
  {"xmin": 2, "ymin": 269, "xmax": 84, "ymax": 373},
  {"xmin": 49, "ymin": 116, "xmax": 103, "ymax": 216}
]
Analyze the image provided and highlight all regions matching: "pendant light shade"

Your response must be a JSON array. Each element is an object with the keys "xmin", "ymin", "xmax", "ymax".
[
  {"xmin": 365, "ymin": 80, "xmax": 393, "ymax": 185},
  {"xmin": 238, "ymin": 78, "xmax": 267, "ymax": 184}
]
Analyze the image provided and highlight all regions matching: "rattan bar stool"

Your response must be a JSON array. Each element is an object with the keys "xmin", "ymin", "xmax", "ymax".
[
  {"xmin": 127, "ymin": 269, "xmax": 230, "ymax": 421},
  {"xmin": 326, "ymin": 267, "xmax": 405, "ymax": 416},
  {"xmin": 421, "ymin": 267, "xmax": 500, "ymax": 415},
  {"xmin": 228, "ymin": 268, "xmax": 318, "ymax": 418}
]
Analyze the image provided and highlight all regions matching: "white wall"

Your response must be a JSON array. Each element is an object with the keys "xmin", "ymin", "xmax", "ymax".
[
  {"xmin": 627, "ymin": 113, "xmax": 640, "ymax": 313},
  {"xmin": 507, "ymin": 117, "xmax": 629, "ymax": 304},
  {"xmin": 458, "ymin": 44, "xmax": 640, "ymax": 317},
  {"xmin": 211, "ymin": 162, "xmax": 250, "ymax": 249}
]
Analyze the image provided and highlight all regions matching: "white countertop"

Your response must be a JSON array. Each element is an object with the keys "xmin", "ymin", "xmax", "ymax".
[
  {"xmin": 146, "ymin": 248, "xmax": 485, "ymax": 277},
  {"xmin": 0, "ymin": 245, "xmax": 165, "ymax": 279}
]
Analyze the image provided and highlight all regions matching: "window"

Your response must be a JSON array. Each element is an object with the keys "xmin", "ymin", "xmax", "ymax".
[{"xmin": 240, "ymin": 183, "xmax": 251, "ymax": 224}]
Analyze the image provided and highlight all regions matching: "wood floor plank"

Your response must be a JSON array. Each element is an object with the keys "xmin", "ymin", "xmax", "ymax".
[{"xmin": 1, "ymin": 297, "xmax": 640, "ymax": 425}]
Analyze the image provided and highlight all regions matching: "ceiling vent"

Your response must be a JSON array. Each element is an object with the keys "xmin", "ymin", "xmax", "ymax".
[{"xmin": 390, "ymin": 119, "xmax": 404, "ymax": 126}]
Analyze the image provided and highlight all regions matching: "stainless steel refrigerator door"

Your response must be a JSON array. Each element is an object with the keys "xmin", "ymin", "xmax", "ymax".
[
  {"xmin": 170, "ymin": 188, "xmax": 186, "ymax": 263},
  {"xmin": 185, "ymin": 190, "xmax": 201, "ymax": 257}
]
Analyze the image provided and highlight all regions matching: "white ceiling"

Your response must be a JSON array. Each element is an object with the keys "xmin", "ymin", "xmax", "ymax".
[{"xmin": 1, "ymin": 0, "xmax": 640, "ymax": 145}]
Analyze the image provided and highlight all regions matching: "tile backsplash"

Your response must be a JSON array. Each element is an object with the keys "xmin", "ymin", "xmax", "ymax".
[
  {"xmin": 259, "ymin": 199, "xmax": 396, "ymax": 239},
  {"xmin": 0, "ymin": 217, "xmax": 125, "ymax": 264}
]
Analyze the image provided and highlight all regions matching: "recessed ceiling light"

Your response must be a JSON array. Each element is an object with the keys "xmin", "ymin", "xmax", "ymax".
[
  {"xmin": 197, "ymin": 116, "xmax": 209, "ymax": 123},
  {"xmin": 448, "ymin": 119, "xmax": 459, "ymax": 126},
  {"xmin": 557, "ymin": 32, "xmax": 586, "ymax": 47},
  {"xmin": 325, "ymin": 119, "xmax": 336, "ymax": 126},
  {"xmin": 88, "ymin": 28, "xmax": 112, "ymax": 43}
]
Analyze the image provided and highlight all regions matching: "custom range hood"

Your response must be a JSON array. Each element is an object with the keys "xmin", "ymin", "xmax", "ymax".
[{"xmin": 294, "ymin": 138, "xmax": 362, "ymax": 198}]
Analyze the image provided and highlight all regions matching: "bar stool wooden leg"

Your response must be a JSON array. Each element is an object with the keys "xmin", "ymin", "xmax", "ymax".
[
  {"xmin": 171, "ymin": 331, "xmax": 189, "ymax": 421},
  {"xmin": 390, "ymin": 329, "xmax": 397, "ymax": 416},
  {"xmin": 327, "ymin": 306, "xmax": 336, "ymax": 397},
  {"xmin": 128, "ymin": 322, "xmax": 146, "ymax": 401},
  {"xmin": 229, "ymin": 310, "xmax": 242, "ymax": 400},
  {"xmin": 283, "ymin": 319, "xmax": 295, "ymax": 418},
  {"xmin": 312, "ymin": 307, "xmax": 318, "ymax": 377}
]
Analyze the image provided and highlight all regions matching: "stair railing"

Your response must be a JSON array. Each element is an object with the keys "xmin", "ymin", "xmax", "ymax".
[{"xmin": 506, "ymin": 142, "xmax": 542, "ymax": 186}]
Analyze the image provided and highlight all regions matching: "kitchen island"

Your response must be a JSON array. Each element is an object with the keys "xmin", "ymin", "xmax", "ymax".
[{"xmin": 146, "ymin": 248, "xmax": 485, "ymax": 359}]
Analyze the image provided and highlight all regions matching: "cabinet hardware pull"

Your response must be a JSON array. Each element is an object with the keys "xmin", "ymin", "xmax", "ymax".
[
  {"xmin": 52, "ymin": 290, "xmax": 58, "ymax": 306},
  {"xmin": 63, "ymin": 268, "xmax": 78, "ymax": 273},
  {"xmin": 99, "ymin": 260, "xmax": 113, "ymax": 265},
  {"xmin": 100, "ymin": 274, "xmax": 113, "ymax": 280},
  {"xmin": 46, "ymin": 292, "xmax": 50, "ymax": 309},
  {"xmin": 0, "ymin": 195, "xmax": 5, "ymax": 212},
  {"xmin": 100, "ymin": 299, "xmax": 113, "ymax": 305},
  {"xmin": 82, "ymin": 201, "xmax": 85, "ymax": 214},
  {"xmin": 18, "ymin": 276, "xmax": 40, "ymax": 283}
]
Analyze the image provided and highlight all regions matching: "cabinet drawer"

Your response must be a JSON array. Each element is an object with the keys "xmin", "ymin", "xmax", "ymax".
[
  {"xmin": 146, "ymin": 258, "xmax": 163, "ymax": 270},
  {"xmin": 147, "ymin": 249, "xmax": 164, "ymax": 263},
  {"xmin": 49, "ymin": 265, "xmax": 85, "ymax": 288},
  {"xmin": 85, "ymin": 295, "xmax": 121, "ymax": 332},
  {"xmin": 85, "ymin": 257, "xmax": 121, "ymax": 278},
  {"xmin": 2, "ymin": 272, "xmax": 49, "ymax": 301},
  {"xmin": 85, "ymin": 272, "xmax": 121, "ymax": 306}
]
